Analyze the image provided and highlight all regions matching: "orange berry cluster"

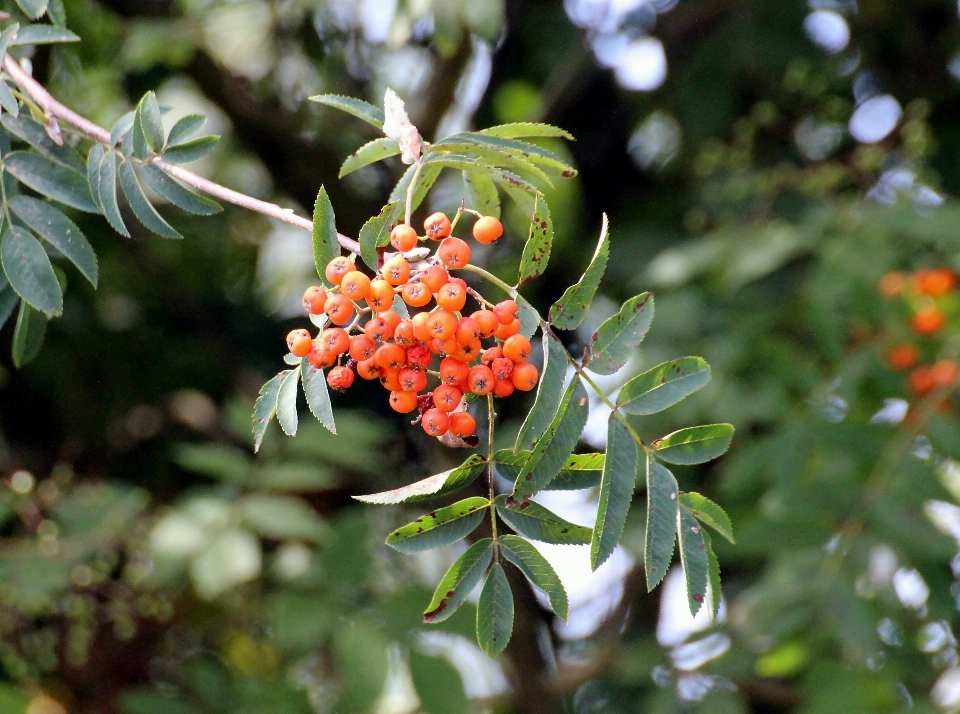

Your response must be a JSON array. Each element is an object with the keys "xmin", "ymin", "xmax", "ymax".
[
  {"xmin": 285, "ymin": 211, "xmax": 536, "ymax": 440},
  {"xmin": 880, "ymin": 267, "xmax": 960, "ymax": 397}
]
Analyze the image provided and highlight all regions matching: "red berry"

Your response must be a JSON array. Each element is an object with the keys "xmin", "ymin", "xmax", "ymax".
[
  {"xmin": 424, "ymin": 212, "xmax": 452, "ymax": 241},
  {"xmin": 503, "ymin": 334, "xmax": 532, "ymax": 363},
  {"xmin": 436, "ymin": 282, "xmax": 467, "ymax": 312},
  {"xmin": 493, "ymin": 300, "xmax": 519, "ymax": 325},
  {"xmin": 406, "ymin": 343, "xmax": 432, "ymax": 371},
  {"xmin": 493, "ymin": 378, "xmax": 514, "ymax": 397},
  {"xmin": 375, "ymin": 343, "xmax": 407, "ymax": 371},
  {"xmin": 491, "ymin": 357, "xmax": 514, "ymax": 381},
  {"xmin": 495, "ymin": 319, "xmax": 521, "ymax": 339},
  {"xmin": 325, "ymin": 257, "xmax": 356, "ymax": 285},
  {"xmin": 390, "ymin": 390, "xmax": 419, "ymax": 413},
  {"xmin": 327, "ymin": 366, "xmax": 355, "ymax": 391},
  {"xmin": 383, "ymin": 257, "xmax": 411, "ymax": 286},
  {"xmin": 420, "ymin": 265, "xmax": 450, "ymax": 293},
  {"xmin": 286, "ymin": 329, "xmax": 313, "ymax": 357},
  {"xmin": 349, "ymin": 335, "xmax": 377, "ymax": 361},
  {"xmin": 438, "ymin": 236, "xmax": 471, "ymax": 269},
  {"xmin": 399, "ymin": 367, "xmax": 428, "ymax": 393},
  {"xmin": 324, "ymin": 294, "xmax": 355, "ymax": 325},
  {"xmin": 433, "ymin": 385, "xmax": 463, "ymax": 413},
  {"xmin": 468, "ymin": 365, "xmax": 495, "ymax": 396},
  {"xmin": 511, "ymin": 362, "xmax": 538, "ymax": 391},
  {"xmin": 303, "ymin": 286, "xmax": 327, "ymax": 314},
  {"xmin": 448, "ymin": 411, "xmax": 476, "ymax": 437},
  {"xmin": 320, "ymin": 327, "xmax": 351, "ymax": 355},
  {"xmin": 439, "ymin": 357, "xmax": 470, "ymax": 386},
  {"xmin": 390, "ymin": 224, "xmax": 418, "ymax": 252},
  {"xmin": 472, "ymin": 216, "xmax": 503, "ymax": 244},
  {"xmin": 422, "ymin": 408, "xmax": 449, "ymax": 436}
]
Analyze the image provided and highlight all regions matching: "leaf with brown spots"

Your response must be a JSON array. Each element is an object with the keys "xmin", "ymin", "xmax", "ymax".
[
  {"xmin": 385, "ymin": 497, "xmax": 489, "ymax": 554},
  {"xmin": 423, "ymin": 538, "xmax": 493, "ymax": 623},
  {"xmin": 518, "ymin": 195, "xmax": 553, "ymax": 286},
  {"xmin": 582, "ymin": 292, "xmax": 655, "ymax": 375},
  {"xmin": 678, "ymin": 503, "xmax": 709, "ymax": 617},
  {"xmin": 494, "ymin": 494, "xmax": 591, "ymax": 545}
]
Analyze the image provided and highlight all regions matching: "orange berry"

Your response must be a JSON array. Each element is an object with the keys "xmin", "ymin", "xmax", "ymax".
[
  {"xmin": 412, "ymin": 312, "xmax": 432, "ymax": 343},
  {"xmin": 439, "ymin": 357, "xmax": 470, "ymax": 386},
  {"xmin": 493, "ymin": 378, "xmax": 514, "ymax": 397},
  {"xmin": 383, "ymin": 257, "xmax": 411, "ymax": 286},
  {"xmin": 472, "ymin": 216, "xmax": 503, "ymax": 244},
  {"xmin": 357, "ymin": 358, "xmax": 382, "ymax": 380},
  {"xmin": 932, "ymin": 359, "xmax": 960, "ymax": 387},
  {"xmin": 390, "ymin": 224, "xmax": 418, "ymax": 252},
  {"xmin": 424, "ymin": 212, "xmax": 452, "ymax": 241},
  {"xmin": 380, "ymin": 368, "xmax": 402, "ymax": 392},
  {"xmin": 422, "ymin": 408, "xmax": 449, "ymax": 436},
  {"xmin": 438, "ymin": 236, "xmax": 471, "ymax": 269},
  {"xmin": 426, "ymin": 309, "xmax": 458, "ymax": 341},
  {"xmin": 381, "ymin": 310, "xmax": 402, "ymax": 332},
  {"xmin": 468, "ymin": 365, "xmax": 495, "ymax": 395},
  {"xmin": 364, "ymin": 316, "xmax": 390, "ymax": 342},
  {"xmin": 916, "ymin": 268, "xmax": 957, "ymax": 297},
  {"xmin": 511, "ymin": 362, "xmax": 539, "ymax": 391},
  {"xmin": 493, "ymin": 300, "xmax": 519, "ymax": 325},
  {"xmin": 399, "ymin": 367, "xmax": 428, "ymax": 393},
  {"xmin": 503, "ymin": 334, "xmax": 532, "ymax": 363},
  {"xmin": 436, "ymin": 282, "xmax": 467, "ymax": 312},
  {"xmin": 481, "ymin": 346, "xmax": 503, "ymax": 366},
  {"xmin": 349, "ymin": 334, "xmax": 377, "ymax": 361},
  {"xmin": 448, "ymin": 411, "xmax": 476, "ymax": 438},
  {"xmin": 452, "ymin": 340, "xmax": 482, "ymax": 363},
  {"xmin": 472, "ymin": 310, "xmax": 498, "ymax": 337},
  {"xmin": 880, "ymin": 271, "xmax": 906, "ymax": 297},
  {"xmin": 433, "ymin": 385, "xmax": 462, "ymax": 412},
  {"xmin": 320, "ymin": 327, "xmax": 351, "ymax": 355},
  {"xmin": 389, "ymin": 390, "xmax": 419, "ymax": 413},
  {"xmin": 909, "ymin": 366, "xmax": 937, "ymax": 396},
  {"xmin": 913, "ymin": 306, "xmax": 946, "ymax": 335},
  {"xmin": 495, "ymin": 319, "xmax": 522, "ymax": 339},
  {"xmin": 324, "ymin": 294, "xmax": 355, "ymax": 325},
  {"xmin": 420, "ymin": 265, "xmax": 450, "ymax": 293},
  {"xmin": 303, "ymin": 286, "xmax": 328, "ymax": 314},
  {"xmin": 308, "ymin": 345, "xmax": 336, "ymax": 369},
  {"xmin": 436, "ymin": 338, "xmax": 459, "ymax": 356},
  {"xmin": 366, "ymin": 279, "xmax": 395, "ymax": 312},
  {"xmin": 327, "ymin": 366, "xmax": 355, "ymax": 391},
  {"xmin": 394, "ymin": 320, "xmax": 418, "ymax": 346},
  {"xmin": 455, "ymin": 317, "xmax": 481, "ymax": 346},
  {"xmin": 341, "ymin": 271, "xmax": 371, "ymax": 301},
  {"xmin": 402, "ymin": 282, "xmax": 432, "ymax": 307},
  {"xmin": 325, "ymin": 257, "xmax": 356, "ymax": 285},
  {"xmin": 491, "ymin": 357, "xmax": 514, "ymax": 381},
  {"xmin": 887, "ymin": 343, "xmax": 919, "ymax": 371},
  {"xmin": 286, "ymin": 329, "xmax": 313, "ymax": 357},
  {"xmin": 375, "ymin": 343, "xmax": 407, "ymax": 370}
]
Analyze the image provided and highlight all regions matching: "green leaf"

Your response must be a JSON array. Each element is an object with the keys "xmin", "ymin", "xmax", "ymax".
[
  {"xmin": 517, "ymin": 294, "xmax": 539, "ymax": 339},
  {"xmin": 47, "ymin": 0, "xmax": 65, "ymax": 25},
  {"xmin": 583, "ymin": 292, "xmax": 654, "ymax": 375},
  {"xmin": 140, "ymin": 164, "xmax": 222, "ymax": 215},
  {"xmin": 0, "ymin": 82, "xmax": 18, "ymax": 118},
  {"xmin": 110, "ymin": 111, "xmax": 135, "ymax": 147},
  {"xmin": 354, "ymin": 455, "xmax": 487, "ymax": 505},
  {"xmin": 339, "ymin": 137, "xmax": 400, "ymax": 178},
  {"xmin": 358, "ymin": 200, "xmax": 400, "ymax": 271},
  {"xmin": 14, "ymin": 0, "xmax": 49, "ymax": 22},
  {"xmin": 131, "ymin": 109, "xmax": 149, "ymax": 159},
  {"xmin": 118, "ymin": 160, "xmax": 182, "ymax": 238},
  {"xmin": 137, "ymin": 91, "xmax": 165, "ymax": 153},
  {"xmin": 679, "ymin": 492, "xmax": 734, "ymax": 543},
  {"xmin": 511, "ymin": 377, "xmax": 589, "ymax": 502},
  {"xmin": 97, "ymin": 151, "xmax": 129, "ymax": 237},
  {"xmin": 167, "ymin": 114, "xmax": 206, "ymax": 146},
  {"xmin": 0, "ymin": 285, "xmax": 18, "ymax": 331},
  {"xmin": 515, "ymin": 332, "xmax": 569, "ymax": 450},
  {"xmin": 276, "ymin": 367, "xmax": 300, "ymax": 436},
  {"xmin": 549, "ymin": 214, "xmax": 609, "ymax": 329},
  {"xmin": 499, "ymin": 534, "xmax": 568, "ymax": 620},
  {"xmin": 391, "ymin": 292, "xmax": 409, "ymax": 319},
  {"xmin": 430, "ymin": 140, "xmax": 553, "ymax": 186},
  {"xmin": 8, "ymin": 196, "xmax": 98, "ymax": 287},
  {"xmin": 423, "ymin": 538, "xmax": 493, "ymax": 623},
  {"xmin": 500, "ymin": 180, "xmax": 536, "ymax": 216},
  {"xmin": 462, "ymin": 171, "xmax": 500, "ymax": 219},
  {"xmin": 161, "ymin": 136, "xmax": 219, "ymax": 163},
  {"xmin": 1, "ymin": 115, "xmax": 85, "ymax": 171},
  {"xmin": 653, "ymin": 424, "xmax": 735, "ymax": 466},
  {"xmin": 389, "ymin": 162, "xmax": 441, "ymax": 214},
  {"xmin": 172, "ymin": 443, "xmax": 252, "ymax": 483},
  {"xmin": 495, "ymin": 494, "xmax": 591, "ymax": 545},
  {"xmin": 479, "ymin": 123, "xmax": 574, "ymax": 140},
  {"xmin": 495, "ymin": 450, "xmax": 603, "ymax": 490},
  {"xmin": 4, "ymin": 151, "xmax": 99, "ymax": 213},
  {"xmin": 0, "ymin": 25, "xmax": 21, "ymax": 61},
  {"xmin": 702, "ymin": 529, "xmax": 722, "ymax": 621},
  {"xmin": 518, "ymin": 195, "xmax": 552, "ymax": 286},
  {"xmin": 312, "ymin": 186, "xmax": 339, "ymax": 285},
  {"xmin": 677, "ymin": 506, "xmax": 709, "ymax": 617},
  {"xmin": 300, "ymin": 361, "xmax": 337, "ymax": 435},
  {"xmin": 9, "ymin": 25, "xmax": 79, "ymax": 44},
  {"xmin": 252, "ymin": 371, "xmax": 286, "ymax": 453},
  {"xmin": 1, "ymin": 226, "xmax": 62, "ymax": 316},
  {"xmin": 590, "ymin": 415, "xmax": 640, "ymax": 570},
  {"xmin": 308, "ymin": 94, "xmax": 385, "ymax": 130},
  {"xmin": 385, "ymin": 497, "xmax": 489, "ymax": 554},
  {"xmin": 239, "ymin": 494, "xmax": 327, "ymax": 542},
  {"xmin": 446, "ymin": 133, "xmax": 576, "ymax": 176},
  {"xmin": 11, "ymin": 299, "xmax": 45, "ymax": 367},
  {"xmin": 86, "ymin": 143, "xmax": 104, "ymax": 210},
  {"xmin": 477, "ymin": 563, "xmax": 513, "ymax": 655},
  {"xmin": 617, "ymin": 357, "xmax": 711, "ymax": 415},
  {"xmin": 425, "ymin": 156, "xmax": 541, "ymax": 198},
  {"xmin": 645, "ymin": 459, "xmax": 679, "ymax": 590}
]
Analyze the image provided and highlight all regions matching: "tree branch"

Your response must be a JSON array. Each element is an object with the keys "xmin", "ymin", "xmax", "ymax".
[{"xmin": 1, "ymin": 54, "xmax": 362, "ymax": 253}]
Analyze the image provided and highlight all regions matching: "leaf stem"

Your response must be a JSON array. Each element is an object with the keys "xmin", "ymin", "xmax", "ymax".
[
  {"xmin": 0, "ymin": 54, "xmax": 363, "ymax": 253},
  {"xmin": 461, "ymin": 263, "xmax": 516, "ymax": 298},
  {"xmin": 404, "ymin": 160, "xmax": 423, "ymax": 227},
  {"xmin": 487, "ymin": 392, "xmax": 499, "ymax": 559}
]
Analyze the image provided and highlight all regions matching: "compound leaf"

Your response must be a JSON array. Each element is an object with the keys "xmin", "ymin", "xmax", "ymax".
[
  {"xmin": 590, "ymin": 414, "xmax": 639, "ymax": 570},
  {"xmin": 358, "ymin": 200, "xmax": 400, "ymax": 271},
  {"xmin": 167, "ymin": 114, "xmax": 206, "ymax": 146},
  {"xmin": 11, "ymin": 299, "xmax": 45, "ymax": 367},
  {"xmin": 9, "ymin": 25, "xmax": 78, "ymax": 45},
  {"xmin": 141, "ymin": 164, "xmax": 222, "ymax": 215},
  {"xmin": 653, "ymin": 424, "xmax": 735, "ymax": 466},
  {"xmin": 495, "ymin": 495, "xmax": 591, "ymax": 545},
  {"xmin": 677, "ymin": 506, "xmax": 709, "ymax": 617},
  {"xmin": 4, "ymin": 151, "xmax": 99, "ymax": 213},
  {"xmin": 583, "ymin": 292, "xmax": 654, "ymax": 375},
  {"xmin": 462, "ymin": 171, "xmax": 500, "ymax": 219},
  {"xmin": 339, "ymin": 137, "xmax": 400, "ymax": 178},
  {"xmin": 1, "ymin": 226, "xmax": 61, "ymax": 316},
  {"xmin": 423, "ymin": 538, "xmax": 493, "ymax": 623},
  {"xmin": 276, "ymin": 367, "xmax": 300, "ymax": 436},
  {"xmin": 385, "ymin": 497, "xmax": 489, "ymax": 554},
  {"xmin": 479, "ymin": 123, "xmax": 574, "ymax": 140},
  {"xmin": 308, "ymin": 94, "xmax": 385, "ymax": 130},
  {"xmin": 136, "ymin": 91, "xmax": 165, "ymax": 153},
  {"xmin": 515, "ymin": 332, "xmax": 568, "ymax": 450},
  {"xmin": 618, "ymin": 357, "xmax": 711, "ymax": 415},
  {"xmin": 300, "ymin": 360, "xmax": 336, "ymax": 435},
  {"xmin": 312, "ymin": 186, "xmax": 339, "ymax": 285},
  {"xmin": 161, "ymin": 136, "xmax": 219, "ymax": 163},
  {"xmin": 679, "ymin": 492, "xmax": 734, "ymax": 543},
  {"xmin": 477, "ymin": 563, "xmax": 513, "ymax": 655},
  {"xmin": 8, "ymin": 196, "xmax": 98, "ymax": 287},
  {"xmin": 518, "ymin": 195, "xmax": 552, "ymax": 286},
  {"xmin": 252, "ymin": 371, "xmax": 286, "ymax": 453},
  {"xmin": 97, "ymin": 151, "xmax": 129, "ymax": 237},
  {"xmin": 118, "ymin": 160, "xmax": 182, "ymax": 238},
  {"xmin": 500, "ymin": 534, "xmax": 568, "ymax": 620},
  {"xmin": 645, "ymin": 459, "xmax": 679, "ymax": 590}
]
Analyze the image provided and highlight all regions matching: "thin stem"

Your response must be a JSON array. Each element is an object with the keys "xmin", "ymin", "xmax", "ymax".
[
  {"xmin": 461, "ymin": 264, "xmax": 516, "ymax": 297},
  {"xmin": 0, "ymin": 54, "xmax": 363, "ymax": 253},
  {"xmin": 405, "ymin": 160, "xmax": 424, "ymax": 227},
  {"xmin": 487, "ymin": 392, "xmax": 499, "ymax": 558}
]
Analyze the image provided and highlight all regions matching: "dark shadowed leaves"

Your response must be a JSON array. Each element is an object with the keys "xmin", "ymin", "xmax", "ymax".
[
  {"xmin": 11, "ymin": 299, "xmax": 45, "ymax": 367},
  {"xmin": 1, "ymin": 226, "xmax": 61, "ymax": 316},
  {"xmin": 8, "ymin": 196, "xmax": 98, "ymax": 287},
  {"xmin": 141, "ymin": 164, "xmax": 222, "ymax": 215},
  {"xmin": 5, "ymin": 151, "xmax": 99, "ymax": 213},
  {"xmin": 118, "ymin": 160, "xmax": 182, "ymax": 238}
]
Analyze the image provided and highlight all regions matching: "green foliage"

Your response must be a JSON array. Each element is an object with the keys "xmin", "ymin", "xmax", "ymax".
[
  {"xmin": 423, "ymin": 538, "xmax": 493, "ymax": 623},
  {"xmin": 357, "ymin": 200, "xmax": 400, "ymax": 271},
  {"xmin": 354, "ymin": 455, "xmax": 487, "ymax": 505},
  {"xmin": 477, "ymin": 563, "xmax": 513, "ymax": 655},
  {"xmin": 583, "ymin": 292, "xmax": 655, "ymax": 375},
  {"xmin": 385, "ymin": 497, "xmax": 489, "ymax": 554},
  {"xmin": 549, "ymin": 213, "xmax": 609, "ymax": 329},
  {"xmin": 311, "ymin": 186, "xmax": 338, "ymax": 283},
  {"xmin": 591, "ymin": 415, "xmax": 639, "ymax": 569}
]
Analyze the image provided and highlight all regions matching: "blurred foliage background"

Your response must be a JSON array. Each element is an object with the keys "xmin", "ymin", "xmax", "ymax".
[{"xmin": 6, "ymin": 0, "xmax": 960, "ymax": 712}]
